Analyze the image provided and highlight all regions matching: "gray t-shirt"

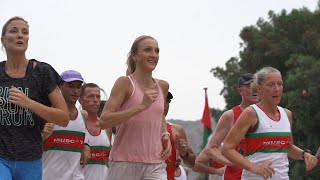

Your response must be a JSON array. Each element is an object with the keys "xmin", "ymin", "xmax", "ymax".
[{"xmin": 0, "ymin": 59, "xmax": 61, "ymax": 160}]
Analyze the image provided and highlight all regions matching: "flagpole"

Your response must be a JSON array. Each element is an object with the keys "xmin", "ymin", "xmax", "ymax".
[
  {"xmin": 202, "ymin": 88, "xmax": 209, "ymax": 180},
  {"xmin": 203, "ymin": 87, "xmax": 208, "ymax": 147},
  {"xmin": 204, "ymin": 87, "xmax": 208, "ymax": 95}
]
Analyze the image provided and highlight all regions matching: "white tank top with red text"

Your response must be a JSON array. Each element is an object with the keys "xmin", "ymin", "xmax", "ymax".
[
  {"xmin": 82, "ymin": 129, "xmax": 110, "ymax": 180},
  {"xmin": 242, "ymin": 104, "xmax": 292, "ymax": 180},
  {"xmin": 42, "ymin": 110, "xmax": 86, "ymax": 180}
]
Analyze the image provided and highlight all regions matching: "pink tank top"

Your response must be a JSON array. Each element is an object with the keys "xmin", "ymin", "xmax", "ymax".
[{"xmin": 109, "ymin": 75, "xmax": 164, "ymax": 163}]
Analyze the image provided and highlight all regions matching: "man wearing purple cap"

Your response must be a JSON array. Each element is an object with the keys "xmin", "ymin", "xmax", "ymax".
[
  {"xmin": 42, "ymin": 70, "xmax": 91, "ymax": 180},
  {"xmin": 193, "ymin": 73, "xmax": 260, "ymax": 180}
]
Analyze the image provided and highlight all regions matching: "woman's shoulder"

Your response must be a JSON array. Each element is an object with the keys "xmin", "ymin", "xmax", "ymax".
[
  {"xmin": 31, "ymin": 59, "xmax": 56, "ymax": 71},
  {"xmin": 155, "ymin": 78, "xmax": 168, "ymax": 84},
  {"xmin": 239, "ymin": 106, "xmax": 258, "ymax": 124},
  {"xmin": 280, "ymin": 106, "xmax": 291, "ymax": 114},
  {"xmin": 155, "ymin": 79, "xmax": 169, "ymax": 88},
  {"xmin": 112, "ymin": 76, "xmax": 134, "ymax": 93},
  {"xmin": 243, "ymin": 105, "xmax": 257, "ymax": 115},
  {"xmin": 281, "ymin": 107, "xmax": 292, "ymax": 122},
  {"xmin": 115, "ymin": 76, "xmax": 132, "ymax": 85}
]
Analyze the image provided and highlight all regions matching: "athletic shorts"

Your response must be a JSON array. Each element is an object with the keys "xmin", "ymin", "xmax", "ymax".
[
  {"xmin": 107, "ymin": 161, "xmax": 167, "ymax": 180},
  {"xmin": 0, "ymin": 157, "xmax": 42, "ymax": 180}
]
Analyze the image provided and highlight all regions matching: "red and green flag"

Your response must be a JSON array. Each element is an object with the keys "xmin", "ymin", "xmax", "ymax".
[{"xmin": 201, "ymin": 88, "xmax": 212, "ymax": 148}]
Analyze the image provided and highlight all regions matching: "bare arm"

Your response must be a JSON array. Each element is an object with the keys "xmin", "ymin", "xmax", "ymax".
[
  {"xmin": 41, "ymin": 123, "xmax": 54, "ymax": 140},
  {"xmin": 81, "ymin": 110, "xmax": 91, "ymax": 167},
  {"xmin": 285, "ymin": 109, "xmax": 318, "ymax": 170},
  {"xmin": 80, "ymin": 144, "xmax": 91, "ymax": 168},
  {"xmin": 206, "ymin": 110, "xmax": 234, "ymax": 166},
  {"xmin": 99, "ymin": 76, "xmax": 149, "ymax": 129},
  {"xmin": 106, "ymin": 128, "xmax": 113, "ymax": 144},
  {"xmin": 316, "ymin": 147, "xmax": 320, "ymax": 166},
  {"xmin": 159, "ymin": 80, "xmax": 172, "ymax": 160},
  {"xmin": 159, "ymin": 80, "xmax": 169, "ymax": 134},
  {"xmin": 9, "ymin": 86, "xmax": 69, "ymax": 127},
  {"xmin": 286, "ymin": 109, "xmax": 305, "ymax": 160},
  {"xmin": 174, "ymin": 124, "xmax": 196, "ymax": 167},
  {"xmin": 193, "ymin": 148, "xmax": 224, "ymax": 175}
]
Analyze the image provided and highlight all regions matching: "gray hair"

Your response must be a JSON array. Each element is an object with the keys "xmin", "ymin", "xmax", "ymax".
[{"xmin": 252, "ymin": 67, "xmax": 281, "ymax": 86}]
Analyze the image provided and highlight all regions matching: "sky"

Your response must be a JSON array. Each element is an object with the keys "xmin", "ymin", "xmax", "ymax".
[{"xmin": 1, "ymin": 0, "xmax": 318, "ymax": 121}]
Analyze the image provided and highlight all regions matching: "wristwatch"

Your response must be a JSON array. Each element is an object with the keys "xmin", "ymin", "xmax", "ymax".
[{"xmin": 302, "ymin": 149, "xmax": 312, "ymax": 159}]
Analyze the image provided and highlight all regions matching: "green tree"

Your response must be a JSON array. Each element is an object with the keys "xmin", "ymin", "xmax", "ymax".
[
  {"xmin": 283, "ymin": 55, "xmax": 320, "ymax": 179},
  {"xmin": 210, "ymin": 57, "xmax": 245, "ymax": 110}
]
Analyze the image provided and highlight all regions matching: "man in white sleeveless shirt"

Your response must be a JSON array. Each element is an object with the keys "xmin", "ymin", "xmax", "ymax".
[
  {"xmin": 42, "ymin": 70, "xmax": 91, "ymax": 180},
  {"xmin": 80, "ymin": 83, "xmax": 111, "ymax": 180}
]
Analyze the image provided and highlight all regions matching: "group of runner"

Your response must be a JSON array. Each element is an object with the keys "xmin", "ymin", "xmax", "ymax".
[{"xmin": 1, "ymin": 16, "xmax": 319, "ymax": 180}]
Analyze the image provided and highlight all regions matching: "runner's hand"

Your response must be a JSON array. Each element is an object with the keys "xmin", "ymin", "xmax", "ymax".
[
  {"xmin": 9, "ymin": 86, "xmax": 34, "ymax": 109},
  {"xmin": 80, "ymin": 144, "xmax": 91, "ymax": 168},
  {"xmin": 41, "ymin": 123, "xmax": 54, "ymax": 140},
  {"xmin": 215, "ymin": 166, "xmax": 225, "ymax": 176},
  {"xmin": 176, "ymin": 138, "xmax": 188, "ymax": 157},
  {"xmin": 251, "ymin": 162, "xmax": 274, "ymax": 179},
  {"xmin": 304, "ymin": 153, "xmax": 318, "ymax": 171},
  {"xmin": 162, "ymin": 135, "xmax": 172, "ymax": 160}
]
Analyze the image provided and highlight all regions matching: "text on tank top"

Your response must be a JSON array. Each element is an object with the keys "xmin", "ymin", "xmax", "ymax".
[
  {"xmin": 43, "ymin": 110, "xmax": 86, "ymax": 153},
  {"xmin": 245, "ymin": 104, "xmax": 292, "ymax": 156},
  {"xmin": 86, "ymin": 129, "xmax": 110, "ymax": 165}
]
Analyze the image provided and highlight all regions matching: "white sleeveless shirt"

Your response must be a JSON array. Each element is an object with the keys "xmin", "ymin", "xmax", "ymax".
[
  {"xmin": 42, "ymin": 109, "xmax": 86, "ymax": 180},
  {"xmin": 242, "ymin": 104, "xmax": 292, "ymax": 180},
  {"xmin": 82, "ymin": 129, "xmax": 110, "ymax": 180}
]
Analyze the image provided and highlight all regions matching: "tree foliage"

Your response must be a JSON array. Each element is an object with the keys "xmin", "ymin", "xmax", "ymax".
[
  {"xmin": 210, "ymin": 57, "xmax": 244, "ymax": 110},
  {"xmin": 211, "ymin": 4, "xmax": 320, "ymax": 179}
]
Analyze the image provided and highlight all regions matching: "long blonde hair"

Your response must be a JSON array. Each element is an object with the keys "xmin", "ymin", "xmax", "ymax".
[{"xmin": 126, "ymin": 35, "xmax": 156, "ymax": 75}]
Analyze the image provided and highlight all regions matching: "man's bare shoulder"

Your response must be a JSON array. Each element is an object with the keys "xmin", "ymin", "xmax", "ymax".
[
  {"xmin": 218, "ymin": 109, "xmax": 234, "ymax": 124},
  {"xmin": 171, "ymin": 123, "xmax": 183, "ymax": 130},
  {"xmin": 171, "ymin": 123, "xmax": 185, "ymax": 135}
]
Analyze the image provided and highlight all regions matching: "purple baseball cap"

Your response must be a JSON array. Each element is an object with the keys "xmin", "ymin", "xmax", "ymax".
[{"xmin": 60, "ymin": 70, "xmax": 84, "ymax": 82}]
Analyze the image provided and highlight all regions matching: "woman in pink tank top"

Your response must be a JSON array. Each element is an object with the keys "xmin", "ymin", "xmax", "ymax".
[{"xmin": 100, "ymin": 35, "xmax": 172, "ymax": 180}]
